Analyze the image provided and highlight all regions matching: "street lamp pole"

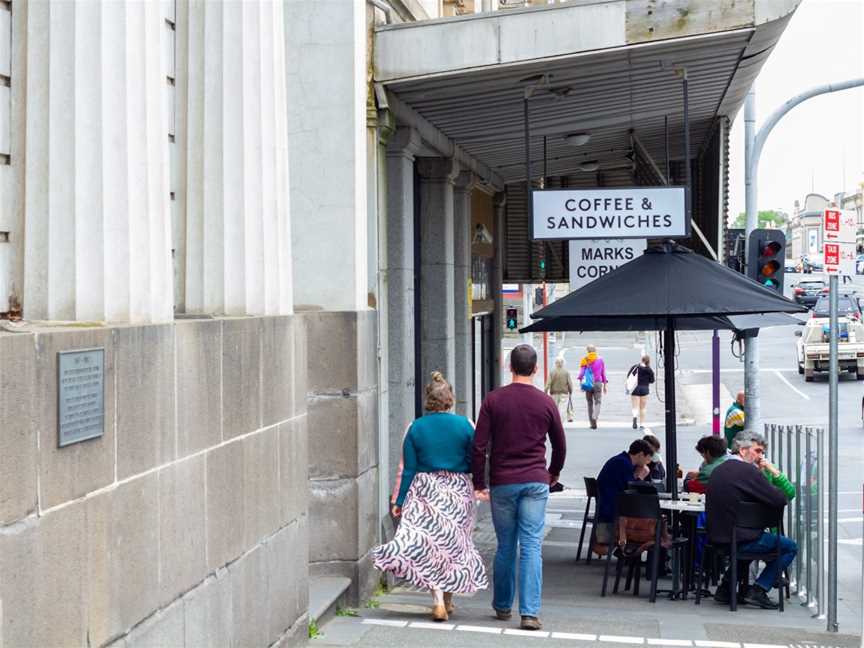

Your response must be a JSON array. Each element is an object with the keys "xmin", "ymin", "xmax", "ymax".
[{"xmin": 742, "ymin": 76, "xmax": 864, "ymax": 632}]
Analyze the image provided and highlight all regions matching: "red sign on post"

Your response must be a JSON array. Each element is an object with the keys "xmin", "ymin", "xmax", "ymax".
[{"xmin": 824, "ymin": 243, "xmax": 840, "ymax": 267}]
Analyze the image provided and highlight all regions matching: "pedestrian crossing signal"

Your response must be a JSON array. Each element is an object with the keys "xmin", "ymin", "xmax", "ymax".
[{"xmin": 506, "ymin": 307, "xmax": 518, "ymax": 331}]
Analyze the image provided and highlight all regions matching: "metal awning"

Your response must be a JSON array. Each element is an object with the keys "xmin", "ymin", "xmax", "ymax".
[{"xmin": 375, "ymin": 0, "xmax": 801, "ymax": 184}]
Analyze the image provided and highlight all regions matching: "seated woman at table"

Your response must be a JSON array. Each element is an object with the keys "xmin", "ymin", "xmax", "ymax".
[
  {"xmin": 641, "ymin": 434, "xmax": 666, "ymax": 484},
  {"xmin": 683, "ymin": 435, "xmax": 728, "ymax": 494}
]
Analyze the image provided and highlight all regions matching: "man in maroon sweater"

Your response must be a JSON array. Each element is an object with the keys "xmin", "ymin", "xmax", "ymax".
[{"xmin": 472, "ymin": 344, "xmax": 566, "ymax": 631}]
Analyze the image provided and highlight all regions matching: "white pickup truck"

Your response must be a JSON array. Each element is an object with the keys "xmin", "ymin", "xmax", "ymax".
[{"xmin": 795, "ymin": 317, "xmax": 864, "ymax": 381}]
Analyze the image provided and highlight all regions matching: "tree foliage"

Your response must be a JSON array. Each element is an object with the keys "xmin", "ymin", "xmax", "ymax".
[{"xmin": 731, "ymin": 210, "xmax": 786, "ymax": 229}]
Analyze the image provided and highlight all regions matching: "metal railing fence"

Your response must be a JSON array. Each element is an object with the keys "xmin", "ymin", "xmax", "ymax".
[{"xmin": 765, "ymin": 423, "xmax": 826, "ymax": 619}]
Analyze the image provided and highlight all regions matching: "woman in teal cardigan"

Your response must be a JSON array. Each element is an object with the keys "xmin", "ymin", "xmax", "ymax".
[{"xmin": 372, "ymin": 372, "xmax": 488, "ymax": 622}]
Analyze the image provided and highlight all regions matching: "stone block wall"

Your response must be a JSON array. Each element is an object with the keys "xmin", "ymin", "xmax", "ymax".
[
  {"xmin": 304, "ymin": 310, "xmax": 381, "ymax": 605},
  {"xmin": 0, "ymin": 316, "xmax": 309, "ymax": 647}
]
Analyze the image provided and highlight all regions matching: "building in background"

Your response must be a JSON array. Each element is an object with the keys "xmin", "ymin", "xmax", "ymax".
[
  {"xmin": 788, "ymin": 193, "xmax": 831, "ymax": 260},
  {"xmin": 0, "ymin": 1, "xmax": 802, "ymax": 645}
]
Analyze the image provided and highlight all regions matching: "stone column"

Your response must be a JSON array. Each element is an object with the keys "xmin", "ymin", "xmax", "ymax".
[
  {"xmin": 23, "ymin": 0, "xmax": 173, "ymax": 322},
  {"xmin": 386, "ymin": 127, "xmax": 421, "ymax": 490},
  {"xmin": 453, "ymin": 171, "xmax": 476, "ymax": 415},
  {"xmin": 285, "ymin": 0, "xmax": 368, "ymax": 312},
  {"xmin": 417, "ymin": 157, "xmax": 459, "ymax": 389},
  {"xmin": 180, "ymin": 0, "xmax": 293, "ymax": 316},
  {"xmin": 492, "ymin": 192, "xmax": 506, "ymax": 388}
]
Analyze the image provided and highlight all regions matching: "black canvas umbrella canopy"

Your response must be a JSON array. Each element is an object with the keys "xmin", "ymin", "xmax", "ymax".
[{"xmin": 522, "ymin": 243, "xmax": 807, "ymax": 496}]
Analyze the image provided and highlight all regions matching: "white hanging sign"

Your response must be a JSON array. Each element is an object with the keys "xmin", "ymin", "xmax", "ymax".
[
  {"xmin": 532, "ymin": 187, "xmax": 688, "ymax": 240},
  {"xmin": 568, "ymin": 239, "xmax": 647, "ymax": 290}
]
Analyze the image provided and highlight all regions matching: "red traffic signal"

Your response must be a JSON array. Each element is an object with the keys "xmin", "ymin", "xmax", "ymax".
[{"xmin": 761, "ymin": 240, "xmax": 782, "ymax": 257}]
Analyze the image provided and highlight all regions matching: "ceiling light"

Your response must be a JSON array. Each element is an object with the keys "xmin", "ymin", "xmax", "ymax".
[
  {"xmin": 565, "ymin": 133, "xmax": 591, "ymax": 147},
  {"xmin": 578, "ymin": 161, "xmax": 600, "ymax": 172}
]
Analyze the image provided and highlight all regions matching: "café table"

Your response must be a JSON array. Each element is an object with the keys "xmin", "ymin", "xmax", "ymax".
[{"xmin": 660, "ymin": 496, "xmax": 705, "ymax": 596}]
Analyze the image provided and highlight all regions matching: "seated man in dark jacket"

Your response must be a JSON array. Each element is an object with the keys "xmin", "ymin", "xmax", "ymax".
[
  {"xmin": 595, "ymin": 439, "xmax": 655, "ymax": 544},
  {"xmin": 706, "ymin": 431, "xmax": 797, "ymax": 609}
]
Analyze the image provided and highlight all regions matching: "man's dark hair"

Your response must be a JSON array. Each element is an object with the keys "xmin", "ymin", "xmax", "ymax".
[
  {"xmin": 628, "ymin": 439, "xmax": 654, "ymax": 457},
  {"xmin": 510, "ymin": 344, "xmax": 537, "ymax": 376},
  {"xmin": 642, "ymin": 435, "xmax": 660, "ymax": 451},
  {"xmin": 696, "ymin": 435, "xmax": 727, "ymax": 459}
]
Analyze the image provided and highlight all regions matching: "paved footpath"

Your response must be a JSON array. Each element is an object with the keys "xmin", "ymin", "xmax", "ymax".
[{"xmin": 314, "ymin": 425, "xmax": 862, "ymax": 648}]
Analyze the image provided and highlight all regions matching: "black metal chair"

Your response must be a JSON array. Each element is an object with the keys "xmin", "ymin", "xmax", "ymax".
[
  {"xmin": 600, "ymin": 492, "xmax": 688, "ymax": 603},
  {"xmin": 579, "ymin": 477, "xmax": 599, "ymax": 563},
  {"xmin": 695, "ymin": 501, "xmax": 785, "ymax": 612}
]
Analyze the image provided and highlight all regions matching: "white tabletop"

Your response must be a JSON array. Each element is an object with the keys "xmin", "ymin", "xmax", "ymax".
[{"xmin": 659, "ymin": 498, "xmax": 705, "ymax": 513}]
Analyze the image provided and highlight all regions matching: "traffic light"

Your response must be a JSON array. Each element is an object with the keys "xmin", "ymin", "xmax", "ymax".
[
  {"xmin": 746, "ymin": 229, "xmax": 786, "ymax": 293},
  {"xmin": 506, "ymin": 307, "xmax": 518, "ymax": 331}
]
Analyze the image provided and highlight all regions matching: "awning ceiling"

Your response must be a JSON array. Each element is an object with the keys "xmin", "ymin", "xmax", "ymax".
[{"xmin": 376, "ymin": 2, "xmax": 799, "ymax": 186}]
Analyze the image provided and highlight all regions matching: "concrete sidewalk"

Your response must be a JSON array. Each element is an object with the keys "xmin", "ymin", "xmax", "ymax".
[{"xmin": 313, "ymin": 425, "xmax": 862, "ymax": 648}]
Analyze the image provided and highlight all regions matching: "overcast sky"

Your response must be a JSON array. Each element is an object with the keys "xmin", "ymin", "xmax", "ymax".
[{"xmin": 727, "ymin": 0, "xmax": 864, "ymax": 221}]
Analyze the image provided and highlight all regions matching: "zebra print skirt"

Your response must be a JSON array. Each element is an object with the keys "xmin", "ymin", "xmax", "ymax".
[{"xmin": 372, "ymin": 471, "xmax": 488, "ymax": 593}]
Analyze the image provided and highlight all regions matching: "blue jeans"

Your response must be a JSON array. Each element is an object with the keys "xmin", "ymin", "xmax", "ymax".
[
  {"xmin": 738, "ymin": 532, "xmax": 798, "ymax": 592},
  {"xmin": 490, "ymin": 482, "xmax": 549, "ymax": 617}
]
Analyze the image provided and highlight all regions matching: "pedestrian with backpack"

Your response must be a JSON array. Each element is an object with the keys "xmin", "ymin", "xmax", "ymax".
[
  {"xmin": 577, "ymin": 345, "xmax": 607, "ymax": 429},
  {"xmin": 625, "ymin": 355, "xmax": 655, "ymax": 430}
]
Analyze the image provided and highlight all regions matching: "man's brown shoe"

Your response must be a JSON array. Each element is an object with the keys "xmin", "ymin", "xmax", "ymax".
[
  {"xmin": 443, "ymin": 592, "xmax": 455, "ymax": 614},
  {"xmin": 520, "ymin": 616, "xmax": 543, "ymax": 631},
  {"xmin": 494, "ymin": 608, "xmax": 512, "ymax": 621},
  {"xmin": 431, "ymin": 603, "xmax": 449, "ymax": 622}
]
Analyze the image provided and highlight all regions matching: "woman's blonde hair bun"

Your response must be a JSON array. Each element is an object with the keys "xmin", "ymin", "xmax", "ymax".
[{"xmin": 425, "ymin": 371, "xmax": 455, "ymax": 412}]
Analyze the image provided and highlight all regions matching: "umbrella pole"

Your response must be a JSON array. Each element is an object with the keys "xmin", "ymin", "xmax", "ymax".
[{"xmin": 663, "ymin": 320, "xmax": 678, "ymax": 499}]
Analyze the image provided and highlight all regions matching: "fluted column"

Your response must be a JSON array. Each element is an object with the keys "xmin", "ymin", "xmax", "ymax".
[
  {"xmin": 453, "ymin": 171, "xmax": 477, "ymax": 416},
  {"xmin": 181, "ymin": 0, "xmax": 293, "ymax": 316},
  {"xmin": 386, "ymin": 127, "xmax": 421, "ymax": 489},
  {"xmin": 492, "ymin": 192, "xmax": 506, "ymax": 388},
  {"xmin": 23, "ymin": 0, "xmax": 173, "ymax": 322}
]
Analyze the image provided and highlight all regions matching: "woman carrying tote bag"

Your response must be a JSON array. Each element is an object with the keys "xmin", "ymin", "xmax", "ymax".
[{"xmin": 626, "ymin": 355, "xmax": 655, "ymax": 430}]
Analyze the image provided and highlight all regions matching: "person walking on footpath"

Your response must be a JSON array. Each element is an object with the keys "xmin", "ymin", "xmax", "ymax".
[
  {"xmin": 724, "ymin": 390, "xmax": 746, "ymax": 447},
  {"xmin": 545, "ymin": 357, "xmax": 573, "ymax": 423},
  {"xmin": 626, "ymin": 355, "xmax": 655, "ymax": 430},
  {"xmin": 372, "ymin": 372, "xmax": 488, "ymax": 623},
  {"xmin": 472, "ymin": 344, "xmax": 566, "ymax": 632},
  {"xmin": 578, "ymin": 345, "xmax": 608, "ymax": 429}
]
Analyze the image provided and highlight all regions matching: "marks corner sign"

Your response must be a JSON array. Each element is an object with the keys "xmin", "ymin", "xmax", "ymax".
[{"xmin": 532, "ymin": 187, "xmax": 688, "ymax": 241}]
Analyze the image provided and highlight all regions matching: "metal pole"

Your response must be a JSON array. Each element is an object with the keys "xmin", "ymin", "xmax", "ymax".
[
  {"xmin": 795, "ymin": 425, "xmax": 803, "ymax": 594},
  {"xmin": 681, "ymin": 70, "xmax": 691, "ymax": 221},
  {"xmin": 743, "ymin": 88, "xmax": 760, "ymax": 433},
  {"xmin": 664, "ymin": 114, "xmax": 670, "ymax": 182},
  {"xmin": 663, "ymin": 320, "xmax": 678, "ymax": 499},
  {"xmin": 743, "ymin": 78, "xmax": 864, "ymax": 431},
  {"xmin": 805, "ymin": 427, "xmax": 813, "ymax": 608},
  {"xmin": 778, "ymin": 423, "xmax": 784, "ymax": 474},
  {"xmin": 786, "ymin": 425, "xmax": 793, "ymax": 582},
  {"xmin": 712, "ymin": 330, "xmax": 720, "ymax": 435},
  {"xmin": 817, "ymin": 426, "xmax": 826, "ymax": 619},
  {"xmin": 828, "ymin": 271, "xmax": 839, "ymax": 630}
]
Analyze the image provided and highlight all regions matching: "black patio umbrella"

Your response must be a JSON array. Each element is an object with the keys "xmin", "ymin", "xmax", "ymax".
[{"xmin": 522, "ymin": 242, "xmax": 808, "ymax": 497}]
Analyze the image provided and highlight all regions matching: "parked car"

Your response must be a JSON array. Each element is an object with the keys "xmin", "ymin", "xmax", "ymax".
[
  {"xmin": 785, "ymin": 258, "xmax": 799, "ymax": 273},
  {"xmin": 808, "ymin": 254, "xmax": 825, "ymax": 272},
  {"xmin": 812, "ymin": 294, "xmax": 862, "ymax": 320},
  {"xmin": 792, "ymin": 279, "xmax": 827, "ymax": 308}
]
